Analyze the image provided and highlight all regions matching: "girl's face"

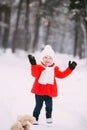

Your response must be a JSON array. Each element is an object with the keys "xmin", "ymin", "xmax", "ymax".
[{"xmin": 42, "ymin": 55, "xmax": 53, "ymax": 67}]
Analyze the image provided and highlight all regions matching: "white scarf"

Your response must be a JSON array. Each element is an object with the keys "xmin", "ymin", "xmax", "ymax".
[{"xmin": 38, "ymin": 66, "xmax": 54, "ymax": 85}]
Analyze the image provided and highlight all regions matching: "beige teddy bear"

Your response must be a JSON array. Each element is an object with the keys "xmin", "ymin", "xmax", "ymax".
[{"xmin": 11, "ymin": 115, "xmax": 36, "ymax": 130}]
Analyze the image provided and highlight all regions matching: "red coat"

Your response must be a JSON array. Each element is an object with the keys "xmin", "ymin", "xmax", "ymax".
[{"xmin": 30, "ymin": 63, "xmax": 72, "ymax": 97}]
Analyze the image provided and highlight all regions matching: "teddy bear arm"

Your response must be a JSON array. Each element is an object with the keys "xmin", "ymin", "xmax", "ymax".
[
  {"xmin": 11, "ymin": 122, "xmax": 22, "ymax": 130},
  {"xmin": 23, "ymin": 124, "xmax": 30, "ymax": 130}
]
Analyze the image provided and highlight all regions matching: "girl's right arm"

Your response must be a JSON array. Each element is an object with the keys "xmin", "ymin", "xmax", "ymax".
[
  {"xmin": 31, "ymin": 65, "xmax": 41, "ymax": 77},
  {"xmin": 28, "ymin": 54, "xmax": 41, "ymax": 77}
]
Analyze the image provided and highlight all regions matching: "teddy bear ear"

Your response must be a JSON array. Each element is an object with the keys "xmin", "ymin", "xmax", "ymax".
[{"xmin": 17, "ymin": 115, "xmax": 23, "ymax": 120}]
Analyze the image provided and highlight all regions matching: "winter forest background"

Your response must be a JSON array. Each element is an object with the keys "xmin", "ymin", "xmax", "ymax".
[{"xmin": 0, "ymin": 0, "xmax": 87, "ymax": 58}]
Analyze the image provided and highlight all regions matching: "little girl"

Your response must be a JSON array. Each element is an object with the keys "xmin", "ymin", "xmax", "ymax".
[{"xmin": 28, "ymin": 45, "xmax": 77, "ymax": 125}]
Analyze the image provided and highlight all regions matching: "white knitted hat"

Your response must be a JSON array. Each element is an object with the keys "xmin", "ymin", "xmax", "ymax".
[{"xmin": 41, "ymin": 45, "xmax": 55, "ymax": 60}]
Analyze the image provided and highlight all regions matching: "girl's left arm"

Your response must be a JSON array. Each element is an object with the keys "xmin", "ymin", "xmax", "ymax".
[
  {"xmin": 55, "ymin": 61, "xmax": 77, "ymax": 78},
  {"xmin": 55, "ymin": 66, "xmax": 72, "ymax": 78}
]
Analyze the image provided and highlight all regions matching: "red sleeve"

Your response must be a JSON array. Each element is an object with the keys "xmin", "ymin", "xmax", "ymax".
[
  {"xmin": 31, "ymin": 65, "xmax": 41, "ymax": 77},
  {"xmin": 55, "ymin": 66, "xmax": 72, "ymax": 78}
]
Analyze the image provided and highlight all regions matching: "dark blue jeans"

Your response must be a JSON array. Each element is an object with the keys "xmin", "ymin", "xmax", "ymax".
[{"xmin": 33, "ymin": 94, "xmax": 53, "ymax": 121}]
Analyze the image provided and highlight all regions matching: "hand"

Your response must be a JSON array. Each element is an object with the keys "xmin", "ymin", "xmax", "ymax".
[
  {"xmin": 28, "ymin": 54, "xmax": 36, "ymax": 65},
  {"xmin": 68, "ymin": 61, "xmax": 77, "ymax": 70}
]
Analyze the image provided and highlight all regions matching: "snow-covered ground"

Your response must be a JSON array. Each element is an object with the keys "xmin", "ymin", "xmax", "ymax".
[{"xmin": 0, "ymin": 49, "xmax": 87, "ymax": 130}]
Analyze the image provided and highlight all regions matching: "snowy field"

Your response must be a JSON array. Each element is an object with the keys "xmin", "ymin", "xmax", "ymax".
[{"xmin": 0, "ymin": 49, "xmax": 87, "ymax": 130}]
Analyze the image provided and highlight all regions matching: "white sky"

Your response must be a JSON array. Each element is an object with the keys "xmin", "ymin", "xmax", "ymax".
[{"xmin": 0, "ymin": 49, "xmax": 87, "ymax": 130}]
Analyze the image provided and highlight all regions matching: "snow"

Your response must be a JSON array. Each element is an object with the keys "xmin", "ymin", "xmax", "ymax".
[{"xmin": 0, "ymin": 49, "xmax": 87, "ymax": 130}]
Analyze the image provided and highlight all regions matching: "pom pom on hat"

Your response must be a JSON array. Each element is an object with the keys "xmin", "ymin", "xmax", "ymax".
[{"xmin": 41, "ymin": 45, "xmax": 55, "ymax": 60}]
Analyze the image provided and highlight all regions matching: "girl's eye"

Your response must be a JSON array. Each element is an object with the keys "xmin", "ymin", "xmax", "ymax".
[{"xmin": 44, "ymin": 57, "xmax": 47, "ymax": 59}]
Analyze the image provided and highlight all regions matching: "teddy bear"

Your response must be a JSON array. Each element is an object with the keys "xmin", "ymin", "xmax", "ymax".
[{"xmin": 11, "ymin": 115, "xmax": 36, "ymax": 130}]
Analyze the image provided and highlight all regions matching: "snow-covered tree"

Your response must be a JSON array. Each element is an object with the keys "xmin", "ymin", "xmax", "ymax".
[{"xmin": 69, "ymin": 0, "xmax": 87, "ymax": 58}]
